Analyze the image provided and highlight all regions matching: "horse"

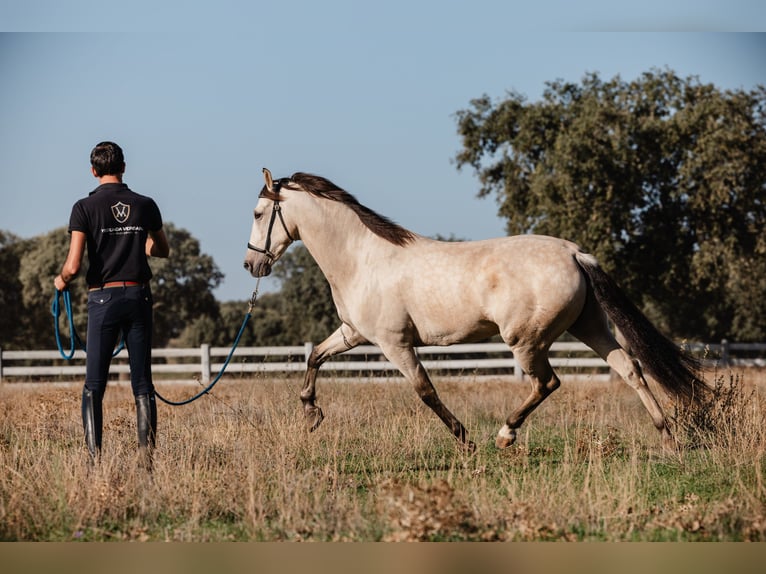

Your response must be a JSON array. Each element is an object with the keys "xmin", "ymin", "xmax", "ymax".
[{"xmin": 244, "ymin": 168, "xmax": 708, "ymax": 451}]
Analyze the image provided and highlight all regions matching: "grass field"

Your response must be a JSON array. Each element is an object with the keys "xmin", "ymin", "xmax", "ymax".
[{"xmin": 2, "ymin": 369, "xmax": 765, "ymax": 541}]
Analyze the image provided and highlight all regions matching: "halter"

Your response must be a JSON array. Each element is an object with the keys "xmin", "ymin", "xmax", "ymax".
[{"xmin": 246, "ymin": 179, "xmax": 294, "ymax": 259}]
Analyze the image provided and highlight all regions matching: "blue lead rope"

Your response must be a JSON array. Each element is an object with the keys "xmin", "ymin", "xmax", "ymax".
[
  {"xmin": 153, "ymin": 309, "xmax": 253, "ymax": 406},
  {"xmin": 153, "ymin": 280, "xmax": 260, "ymax": 406}
]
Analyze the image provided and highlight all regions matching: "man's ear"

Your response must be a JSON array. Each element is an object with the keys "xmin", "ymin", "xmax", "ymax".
[{"xmin": 91, "ymin": 167, "xmax": 98, "ymax": 177}]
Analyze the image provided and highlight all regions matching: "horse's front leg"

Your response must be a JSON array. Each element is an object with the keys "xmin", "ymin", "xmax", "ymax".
[
  {"xmin": 382, "ymin": 344, "xmax": 475, "ymax": 452},
  {"xmin": 301, "ymin": 324, "xmax": 366, "ymax": 432}
]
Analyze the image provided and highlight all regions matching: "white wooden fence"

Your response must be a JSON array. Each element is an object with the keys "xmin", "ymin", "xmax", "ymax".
[{"xmin": 1, "ymin": 340, "xmax": 763, "ymax": 384}]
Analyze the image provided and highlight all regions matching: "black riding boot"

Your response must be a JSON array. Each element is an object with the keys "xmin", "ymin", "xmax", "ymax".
[
  {"xmin": 135, "ymin": 393, "xmax": 157, "ymax": 469},
  {"xmin": 81, "ymin": 387, "xmax": 103, "ymax": 461}
]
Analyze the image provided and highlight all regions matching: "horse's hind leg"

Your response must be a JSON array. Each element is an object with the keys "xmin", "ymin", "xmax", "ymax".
[
  {"xmin": 496, "ymin": 347, "xmax": 560, "ymax": 448},
  {"xmin": 302, "ymin": 324, "xmax": 366, "ymax": 432},
  {"xmin": 568, "ymin": 300, "xmax": 674, "ymax": 448}
]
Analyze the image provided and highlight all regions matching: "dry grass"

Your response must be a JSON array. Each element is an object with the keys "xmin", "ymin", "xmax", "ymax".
[{"xmin": 2, "ymin": 370, "xmax": 766, "ymax": 541}]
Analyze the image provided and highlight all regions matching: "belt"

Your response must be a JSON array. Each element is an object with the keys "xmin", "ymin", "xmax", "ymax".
[{"xmin": 88, "ymin": 281, "xmax": 145, "ymax": 291}]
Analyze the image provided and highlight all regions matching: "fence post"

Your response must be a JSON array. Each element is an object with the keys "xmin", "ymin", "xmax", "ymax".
[
  {"xmin": 304, "ymin": 342, "xmax": 314, "ymax": 365},
  {"xmin": 200, "ymin": 344, "xmax": 211, "ymax": 383},
  {"xmin": 513, "ymin": 354, "xmax": 524, "ymax": 381},
  {"xmin": 720, "ymin": 339, "xmax": 730, "ymax": 367}
]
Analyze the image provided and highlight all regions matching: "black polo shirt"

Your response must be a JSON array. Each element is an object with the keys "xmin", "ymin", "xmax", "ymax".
[{"xmin": 68, "ymin": 183, "xmax": 163, "ymax": 286}]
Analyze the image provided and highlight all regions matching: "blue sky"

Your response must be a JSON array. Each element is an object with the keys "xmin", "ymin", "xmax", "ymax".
[{"xmin": 1, "ymin": 3, "xmax": 765, "ymax": 300}]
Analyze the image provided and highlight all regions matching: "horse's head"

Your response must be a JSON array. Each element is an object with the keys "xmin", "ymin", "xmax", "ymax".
[{"xmin": 243, "ymin": 168, "xmax": 297, "ymax": 277}]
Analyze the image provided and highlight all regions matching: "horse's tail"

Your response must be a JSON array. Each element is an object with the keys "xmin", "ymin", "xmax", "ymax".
[{"xmin": 574, "ymin": 251, "xmax": 708, "ymax": 404}]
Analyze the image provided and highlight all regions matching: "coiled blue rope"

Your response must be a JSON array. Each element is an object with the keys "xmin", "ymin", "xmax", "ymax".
[
  {"xmin": 52, "ymin": 289, "xmax": 81, "ymax": 359},
  {"xmin": 52, "ymin": 289, "xmax": 124, "ymax": 359}
]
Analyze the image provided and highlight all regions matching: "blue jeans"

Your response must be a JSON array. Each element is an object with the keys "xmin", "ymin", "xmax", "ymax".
[{"xmin": 85, "ymin": 284, "xmax": 155, "ymax": 397}]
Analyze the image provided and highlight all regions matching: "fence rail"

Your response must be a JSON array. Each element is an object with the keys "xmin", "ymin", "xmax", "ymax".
[{"xmin": 1, "ymin": 340, "xmax": 764, "ymax": 384}]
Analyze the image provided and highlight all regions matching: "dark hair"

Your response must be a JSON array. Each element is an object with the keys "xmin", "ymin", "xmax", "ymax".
[
  {"xmin": 287, "ymin": 172, "xmax": 416, "ymax": 247},
  {"xmin": 90, "ymin": 141, "xmax": 125, "ymax": 177}
]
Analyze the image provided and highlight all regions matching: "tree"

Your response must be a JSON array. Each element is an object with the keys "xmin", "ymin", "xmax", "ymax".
[
  {"xmin": 0, "ymin": 231, "xmax": 25, "ymax": 349},
  {"xmin": 148, "ymin": 222, "xmax": 224, "ymax": 346},
  {"xmin": 454, "ymin": 69, "xmax": 766, "ymax": 341},
  {"xmin": 177, "ymin": 294, "xmax": 288, "ymax": 347}
]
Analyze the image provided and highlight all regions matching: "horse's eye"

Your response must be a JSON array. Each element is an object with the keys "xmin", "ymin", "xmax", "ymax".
[{"xmin": 254, "ymin": 210, "xmax": 263, "ymax": 221}]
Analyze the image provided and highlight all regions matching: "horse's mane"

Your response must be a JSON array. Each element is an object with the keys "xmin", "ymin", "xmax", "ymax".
[{"xmin": 282, "ymin": 172, "xmax": 416, "ymax": 247}]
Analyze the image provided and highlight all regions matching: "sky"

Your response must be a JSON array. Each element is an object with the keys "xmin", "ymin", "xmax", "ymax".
[{"xmin": 1, "ymin": 2, "xmax": 765, "ymax": 301}]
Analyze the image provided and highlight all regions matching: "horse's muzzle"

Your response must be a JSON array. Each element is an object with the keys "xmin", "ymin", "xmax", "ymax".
[{"xmin": 243, "ymin": 259, "xmax": 272, "ymax": 277}]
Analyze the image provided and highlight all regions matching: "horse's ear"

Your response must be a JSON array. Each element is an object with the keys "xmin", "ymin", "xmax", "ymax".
[{"xmin": 263, "ymin": 168, "xmax": 273, "ymax": 192}]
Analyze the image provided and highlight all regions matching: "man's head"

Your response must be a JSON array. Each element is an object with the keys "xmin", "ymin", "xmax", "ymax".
[{"xmin": 90, "ymin": 141, "xmax": 125, "ymax": 177}]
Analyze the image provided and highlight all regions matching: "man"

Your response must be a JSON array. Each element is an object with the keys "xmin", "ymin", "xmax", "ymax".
[{"xmin": 54, "ymin": 141, "xmax": 169, "ymax": 465}]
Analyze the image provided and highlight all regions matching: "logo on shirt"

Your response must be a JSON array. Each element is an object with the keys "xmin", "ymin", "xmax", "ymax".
[{"xmin": 111, "ymin": 202, "xmax": 131, "ymax": 223}]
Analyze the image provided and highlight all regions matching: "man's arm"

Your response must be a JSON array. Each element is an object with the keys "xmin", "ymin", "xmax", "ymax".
[
  {"xmin": 146, "ymin": 228, "xmax": 170, "ymax": 258},
  {"xmin": 54, "ymin": 230, "xmax": 86, "ymax": 290}
]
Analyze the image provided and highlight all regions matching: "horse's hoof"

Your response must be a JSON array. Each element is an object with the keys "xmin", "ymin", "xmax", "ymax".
[
  {"xmin": 461, "ymin": 440, "xmax": 477, "ymax": 454},
  {"xmin": 495, "ymin": 425, "xmax": 516, "ymax": 449},
  {"xmin": 306, "ymin": 406, "xmax": 324, "ymax": 432}
]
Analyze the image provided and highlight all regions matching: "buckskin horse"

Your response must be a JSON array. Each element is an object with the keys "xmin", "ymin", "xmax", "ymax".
[{"xmin": 244, "ymin": 169, "xmax": 707, "ymax": 451}]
